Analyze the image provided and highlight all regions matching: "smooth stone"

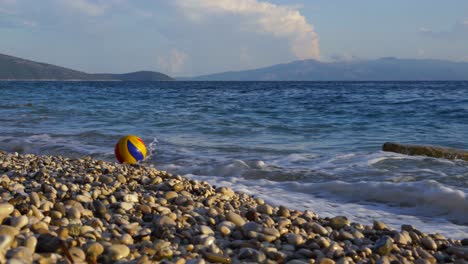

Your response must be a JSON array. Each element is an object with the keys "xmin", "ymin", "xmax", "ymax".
[
  {"xmin": 67, "ymin": 207, "xmax": 81, "ymax": 219},
  {"xmin": 461, "ymin": 238, "xmax": 468, "ymax": 246},
  {"xmin": 199, "ymin": 225, "xmax": 214, "ymax": 235},
  {"xmin": 0, "ymin": 225, "xmax": 19, "ymax": 237},
  {"xmin": 11, "ymin": 216, "xmax": 28, "ymax": 230},
  {"xmin": 107, "ymin": 244, "xmax": 130, "ymax": 261},
  {"xmin": 262, "ymin": 227, "xmax": 280, "ymax": 238},
  {"xmin": 373, "ymin": 220, "xmax": 389, "ymax": 230},
  {"xmin": 339, "ymin": 230, "xmax": 354, "ymax": 241},
  {"xmin": 123, "ymin": 194, "xmax": 139, "ymax": 203},
  {"xmin": 154, "ymin": 215, "xmax": 176, "ymax": 227},
  {"xmin": 29, "ymin": 192, "xmax": 41, "ymax": 207},
  {"xmin": 416, "ymin": 248, "xmax": 436, "ymax": 264},
  {"xmin": 239, "ymin": 248, "xmax": 266, "ymax": 262},
  {"xmin": 277, "ymin": 206, "xmax": 290, "ymax": 217},
  {"xmin": 243, "ymin": 222, "xmax": 262, "ymax": 233},
  {"xmin": 186, "ymin": 259, "xmax": 206, "ymax": 264},
  {"xmin": 217, "ymin": 221, "xmax": 235, "ymax": 236},
  {"xmin": 286, "ymin": 233, "xmax": 304, "ymax": 245},
  {"xmin": 203, "ymin": 252, "xmax": 231, "ymax": 264},
  {"xmin": 86, "ymin": 242, "xmax": 104, "ymax": 258},
  {"xmin": 447, "ymin": 246, "xmax": 468, "ymax": 259},
  {"xmin": 24, "ymin": 236, "xmax": 37, "ymax": 252},
  {"xmin": 374, "ymin": 236, "xmax": 393, "ymax": 255},
  {"xmin": 394, "ymin": 231, "xmax": 411, "ymax": 245},
  {"xmin": 165, "ymin": 191, "xmax": 179, "ymax": 200},
  {"xmin": 7, "ymin": 247, "xmax": 33, "ymax": 263},
  {"xmin": 119, "ymin": 202, "xmax": 133, "ymax": 211},
  {"xmin": 76, "ymin": 195, "xmax": 93, "ymax": 203},
  {"xmin": 173, "ymin": 183, "xmax": 184, "ymax": 192},
  {"xmin": 120, "ymin": 234, "xmax": 134, "ymax": 245},
  {"xmin": 329, "ymin": 216, "xmax": 350, "ymax": 229},
  {"xmin": 69, "ymin": 247, "xmax": 86, "ymax": 262},
  {"xmin": 421, "ymin": 236, "xmax": 437, "ymax": 251},
  {"xmin": 287, "ymin": 260, "xmax": 309, "ymax": 264},
  {"xmin": 216, "ymin": 187, "xmax": 235, "ymax": 198},
  {"xmin": 257, "ymin": 204, "xmax": 273, "ymax": 215},
  {"xmin": 0, "ymin": 234, "xmax": 14, "ymax": 252},
  {"xmin": 36, "ymin": 234, "xmax": 62, "ymax": 253},
  {"xmin": 317, "ymin": 237, "xmax": 330, "ymax": 248},
  {"xmin": 312, "ymin": 223, "xmax": 329, "ymax": 236},
  {"xmin": 319, "ymin": 258, "xmax": 336, "ymax": 264},
  {"xmin": 201, "ymin": 235, "xmax": 216, "ymax": 247},
  {"xmin": 0, "ymin": 203, "xmax": 14, "ymax": 216},
  {"xmin": 226, "ymin": 212, "xmax": 245, "ymax": 227}
]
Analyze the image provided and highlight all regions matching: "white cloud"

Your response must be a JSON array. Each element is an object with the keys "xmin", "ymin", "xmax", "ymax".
[
  {"xmin": 158, "ymin": 48, "xmax": 188, "ymax": 74},
  {"xmin": 175, "ymin": 0, "xmax": 320, "ymax": 60}
]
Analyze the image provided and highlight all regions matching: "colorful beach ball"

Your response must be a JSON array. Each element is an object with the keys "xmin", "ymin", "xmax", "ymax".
[{"xmin": 115, "ymin": 135, "xmax": 147, "ymax": 164}]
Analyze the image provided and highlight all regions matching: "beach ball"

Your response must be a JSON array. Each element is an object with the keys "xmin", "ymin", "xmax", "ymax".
[{"xmin": 115, "ymin": 135, "xmax": 147, "ymax": 164}]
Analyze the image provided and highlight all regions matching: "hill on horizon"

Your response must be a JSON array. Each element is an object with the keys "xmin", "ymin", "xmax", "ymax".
[
  {"xmin": 0, "ymin": 53, "xmax": 173, "ymax": 81},
  {"xmin": 184, "ymin": 57, "xmax": 468, "ymax": 81}
]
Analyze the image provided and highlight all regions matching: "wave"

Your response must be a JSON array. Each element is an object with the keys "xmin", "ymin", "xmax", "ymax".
[{"xmin": 184, "ymin": 174, "xmax": 468, "ymax": 238}]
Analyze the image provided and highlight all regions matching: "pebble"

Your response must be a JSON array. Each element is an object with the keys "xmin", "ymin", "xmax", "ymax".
[
  {"xmin": 120, "ymin": 234, "xmax": 134, "ymax": 245},
  {"xmin": 0, "ymin": 203, "xmax": 14, "ymax": 216},
  {"xmin": 239, "ymin": 248, "xmax": 266, "ymax": 262},
  {"xmin": 86, "ymin": 242, "xmax": 104, "ymax": 259},
  {"xmin": 329, "ymin": 216, "xmax": 350, "ymax": 229},
  {"xmin": 226, "ymin": 212, "xmax": 245, "ymax": 227},
  {"xmin": 199, "ymin": 225, "xmax": 215, "ymax": 235},
  {"xmin": 0, "ymin": 234, "xmax": 14, "ymax": 253},
  {"xmin": 24, "ymin": 236, "xmax": 37, "ymax": 252},
  {"xmin": 373, "ymin": 220, "xmax": 389, "ymax": 230},
  {"xmin": 69, "ymin": 247, "xmax": 86, "ymax": 262},
  {"xmin": 155, "ymin": 215, "xmax": 176, "ymax": 227},
  {"xmin": 319, "ymin": 258, "xmax": 336, "ymax": 264},
  {"xmin": 286, "ymin": 233, "xmax": 304, "ymax": 246},
  {"xmin": 421, "ymin": 236, "xmax": 437, "ymax": 251},
  {"xmin": 0, "ymin": 225, "xmax": 19, "ymax": 237},
  {"xmin": 10, "ymin": 216, "xmax": 28, "ymax": 230},
  {"xmin": 107, "ymin": 244, "xmax": 130, "ymax": 261},
  {"xmin": 257, "ymin": 204, "xmax": 273, "ymax": 215},
  {"xmin": 203, "ymin": 252, "xmax": 231, "ymax": 264},
  {"xmin": 312, "ymin": 223, "xmax": 329, "ymax": 236},
  {"xmin": 374, "ymin": 236, "xmax": 393, "ymax": 255},
  {"xmin": 119, "ymin": 202, "xmax": 133, "ymax": 211},
  {"xmin": 394, "ymin": 231, "xmax": 411, "ymax": 245},
  {"xmin": 165, "ymin": 191, "xmax": 179, "ymax": 200},
  {"xmin": 461, "ymin": 238, "xmax": 468, "ymax": 246},
  {"xmin": 0, "ymin": 151, "xmax": 463, "ymax": 264},
  {"xmin": 218, "ymin": 221, "xmax": 235, "ymax": 236}
]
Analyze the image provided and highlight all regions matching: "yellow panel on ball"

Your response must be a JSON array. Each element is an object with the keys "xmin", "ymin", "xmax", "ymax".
[{"xmin": 115, "ymin": 135, "xmax": 147, "ymax": 164}]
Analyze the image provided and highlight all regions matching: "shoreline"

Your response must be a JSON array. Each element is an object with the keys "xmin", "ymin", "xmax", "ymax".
[{"xmin": 0, "ymin": 151, "xmax": 467, "ymax": 263}]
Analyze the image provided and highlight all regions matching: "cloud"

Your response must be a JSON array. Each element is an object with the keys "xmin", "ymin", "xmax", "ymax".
[
  {"xmin": 420, "ymin": 19, "xmax": 468, "ymax": 40},
  {"xmin": 158, "ymin": 48, "xmax": 189, "ymax": 74},
  {"xmin": 175, "ymin": 0, "xmax": 320, "ymax": 60}
]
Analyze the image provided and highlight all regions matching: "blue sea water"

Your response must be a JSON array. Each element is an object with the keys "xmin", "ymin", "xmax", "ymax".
[{"xmin": 1, "ymin": 81, "xmax": 467, "ymax": 238}]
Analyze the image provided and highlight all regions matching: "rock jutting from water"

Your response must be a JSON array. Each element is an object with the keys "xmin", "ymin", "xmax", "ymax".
[{"xmin": 0, "ymin": 150, "xmax": 466, "ymax": 263}]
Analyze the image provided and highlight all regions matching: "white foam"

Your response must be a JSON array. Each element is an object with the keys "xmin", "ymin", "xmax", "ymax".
[{"xmin": 184, "ymin": 174, "xmax": 468, "ymax": 239}]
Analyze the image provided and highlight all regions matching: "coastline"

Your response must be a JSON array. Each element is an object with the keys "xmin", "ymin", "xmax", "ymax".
[{"xmin": 0, "ymin": 151, "xmax": 466, "ymax": 263}]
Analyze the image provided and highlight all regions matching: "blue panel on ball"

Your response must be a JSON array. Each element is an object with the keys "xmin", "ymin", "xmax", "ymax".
[{"xmin": 127, "ymin": 140, "xmax": 144, "ymax": 161}]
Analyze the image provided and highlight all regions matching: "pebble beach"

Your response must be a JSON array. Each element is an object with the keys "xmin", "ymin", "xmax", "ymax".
[{"xmin": 0, "ymin": 150, "xmax": 467, "ymax": 264}]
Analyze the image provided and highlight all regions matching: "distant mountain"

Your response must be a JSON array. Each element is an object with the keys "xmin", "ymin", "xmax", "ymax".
[
  {"xmin": 0, "ymin": 53, "xmax": 173, "ymax": 81},
  {"xmin": 186, "ymin": 58, "xmax": 468, "ymax": 81}
]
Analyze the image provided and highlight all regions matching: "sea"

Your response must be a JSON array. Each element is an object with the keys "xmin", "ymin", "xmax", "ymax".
[{"xmin": 0, "ymin": 81, "xmax": 467, "ymax": 238}]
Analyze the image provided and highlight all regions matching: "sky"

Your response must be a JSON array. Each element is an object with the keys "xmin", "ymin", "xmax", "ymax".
[{"xmin": 0, "ymin": 0, "xmax": 467, "ymax": 76}]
